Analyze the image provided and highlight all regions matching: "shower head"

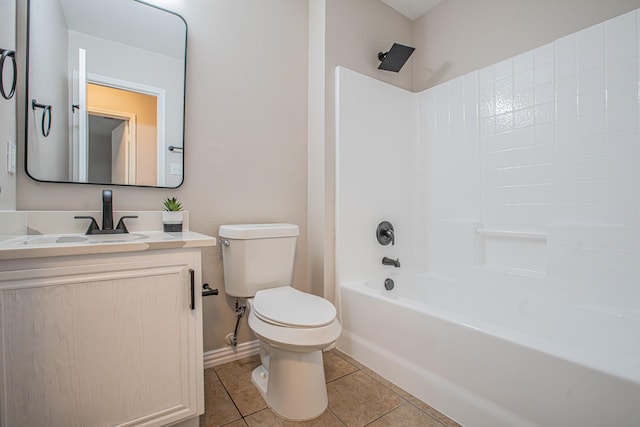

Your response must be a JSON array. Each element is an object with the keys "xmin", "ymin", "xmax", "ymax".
[{"xmin": 378, "ymin": 43, "xmax": 415, "ymax": 72}]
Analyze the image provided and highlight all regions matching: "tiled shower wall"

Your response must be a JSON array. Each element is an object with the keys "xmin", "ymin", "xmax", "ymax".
[
  {"xmin": 422, "ymin": 8, "xmax": 640, "ymax": 310},
  {"xmin": 335, "ymin": 67, "xmax": 417, "ymax": 284},
  {"xmin": 337, "ymin": 9, "xmax": 640, "ymax": 311}
]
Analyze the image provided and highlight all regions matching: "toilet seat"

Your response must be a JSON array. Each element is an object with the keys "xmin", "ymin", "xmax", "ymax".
[
  {"xmin": 252, "ymin": 286, "xmax": 336, "ymax": 328},
  {"xmin": 247, "ymin": 287, "xmax": 341, "ymax": 352}
]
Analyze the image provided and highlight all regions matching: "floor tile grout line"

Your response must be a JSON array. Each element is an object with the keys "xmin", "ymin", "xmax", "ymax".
[
  {"xmin": 219, "ymin": 418, "xmax": 246, "ymax": 427},
  {"xmin": 360, "ymin": 401, "xmax": 409, "ymax": 427},
  {"xmin": 326, "ymin": 406, "xmax": 349, "ymax": 426},
  {"xmin": 405, "ymin": 399, "xmax": 451, "ymax": 426},
  {"xmin": 324, "ymin": 350, "xmax": 362, "ymax": 384},
  {"xmin": 359, "ymin": 369, "xmax": 455, "ymax": 426},
  {"xmin": 326, "ymin": 370, "xmax": 409, "ymax": 427},
  {"xmin": 202, "ymin": 368, "xmax": 246, "ymax": 427},
  {"xmin": 325, "ymin": 369, "xmax": 360, "ymax": 384},
  {"xmin": 216, "ymin": 371, "xmax": 254, "ymax": 423}
]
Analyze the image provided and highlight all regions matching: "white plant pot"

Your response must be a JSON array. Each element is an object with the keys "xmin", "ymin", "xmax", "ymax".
[{"xmin": 162, "ymin": 211, "xmax": 183, "ymax": 232}]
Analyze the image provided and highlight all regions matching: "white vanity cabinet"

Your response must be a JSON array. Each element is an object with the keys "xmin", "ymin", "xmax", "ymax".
[{"xmin": 0, "ymin": 247, "xmax": 208, "ymax": 427}]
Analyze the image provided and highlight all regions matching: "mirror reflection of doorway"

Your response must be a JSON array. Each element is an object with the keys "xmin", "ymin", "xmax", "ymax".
[
  {"xmin": 86, "ymin": 107, "xmax": 137, "ymax": 185},
  {"xmin": 88, "ymin": 115, "xmax": 127, "ymax": 184},
  {"xmin": 86, "ymin": 83, "xmax": 157, "ymax": 185}
]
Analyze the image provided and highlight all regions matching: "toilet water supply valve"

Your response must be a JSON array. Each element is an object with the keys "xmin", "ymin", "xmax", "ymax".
[
  {"xmin": 217, "ymin": 238, "xmax": 246, "ymax": 347},
  {"xmin": 226, "ymin": 298, "xmax": 246, "ymax": 347}
]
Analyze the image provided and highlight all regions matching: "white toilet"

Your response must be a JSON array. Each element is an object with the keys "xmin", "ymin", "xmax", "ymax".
[{"xmin": 218, "ymin": 223, "xmax": 341, "ymax": 421}]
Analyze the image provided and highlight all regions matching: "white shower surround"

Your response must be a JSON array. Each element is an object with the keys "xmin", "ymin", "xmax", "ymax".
[{"xmin": 335, "ymin": 8, "xmax": 640, "ymax": 427}]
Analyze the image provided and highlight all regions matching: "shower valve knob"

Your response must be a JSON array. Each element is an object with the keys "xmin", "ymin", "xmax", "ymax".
[{"xmin": 376, "ymin": 221, "xmax": 395, "ymax": 246}]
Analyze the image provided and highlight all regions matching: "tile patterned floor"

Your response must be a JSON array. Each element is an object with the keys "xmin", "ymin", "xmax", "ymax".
[{"xmin": 200, "ymin": 350, "xmax": 461, "ymax": 427}]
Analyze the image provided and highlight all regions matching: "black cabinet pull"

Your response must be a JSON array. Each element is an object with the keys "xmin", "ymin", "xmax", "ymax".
[
  {"xmin": 189, "ymin": 269, "xmax": 195, "ymax": 310},
  {"xmin": 189, "ymin": 271, "xmax": 218, "ymax": 309}
]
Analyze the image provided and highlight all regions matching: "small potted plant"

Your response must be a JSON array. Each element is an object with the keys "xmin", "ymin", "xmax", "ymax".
[{"xmin": 162, "ymin": 197, "xmax": 184, "ymax": 232}]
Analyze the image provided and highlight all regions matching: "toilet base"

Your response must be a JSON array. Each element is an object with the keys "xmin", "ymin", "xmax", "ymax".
[{"xmin": 251, "ymin": 347, "xmax": 328, "ymax": 421}]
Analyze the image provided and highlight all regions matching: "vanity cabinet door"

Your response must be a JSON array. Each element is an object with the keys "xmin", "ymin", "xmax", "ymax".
[{"xmin": 0, "ymin": 250, "xmax": 204, "ymax": 427}]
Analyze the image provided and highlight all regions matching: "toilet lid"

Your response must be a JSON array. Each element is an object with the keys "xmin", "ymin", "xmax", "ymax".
[{"xmin": 252, "ymin": 287, "xmax": 336, "ymax": 328}]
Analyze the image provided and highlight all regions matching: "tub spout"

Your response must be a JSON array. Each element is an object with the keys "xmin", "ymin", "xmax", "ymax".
[{"xmin": 382, "ymin": 257, "xmax": 400, "ymax": 267}]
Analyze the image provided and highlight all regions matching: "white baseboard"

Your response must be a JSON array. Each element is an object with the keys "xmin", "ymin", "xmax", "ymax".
[{"xmin": 203, "ymin": 340, "xmax": 261, "ymax": 369}]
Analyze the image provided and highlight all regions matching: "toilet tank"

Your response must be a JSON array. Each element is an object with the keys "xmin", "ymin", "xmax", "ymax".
[{"xmin": 219, "ymin": 223, "xmax": 299, "ymax": 298}]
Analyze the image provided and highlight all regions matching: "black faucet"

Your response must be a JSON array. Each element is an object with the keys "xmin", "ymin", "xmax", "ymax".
[
  {"xmin": 75, "ymin": 190, "xmax": 138, "ymax": 235},
  {"xmin": 382, "ymin": 257, "xmax": 401, "ymax": 268},
  {"xmin": 102, "ymin": 189, "xmax": 114, "ymax": 231}
]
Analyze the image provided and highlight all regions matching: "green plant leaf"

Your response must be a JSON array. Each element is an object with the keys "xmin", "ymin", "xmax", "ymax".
[{"xmin": 163, "ymin": 197, "xmax": 183, "ymax": 211}]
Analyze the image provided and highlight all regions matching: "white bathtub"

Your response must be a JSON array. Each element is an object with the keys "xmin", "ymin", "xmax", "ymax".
[{"xmin": 337, "ymin": 270, "xmax": 640, "ymax": 427}]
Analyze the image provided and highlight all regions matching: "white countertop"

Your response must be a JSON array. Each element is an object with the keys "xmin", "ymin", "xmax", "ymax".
[{"xmin": 0, "ymin": 231, "xmax": 217, "ymax": 261}]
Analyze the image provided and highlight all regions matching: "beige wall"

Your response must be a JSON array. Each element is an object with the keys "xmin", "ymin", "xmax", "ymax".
[
  {"xmin": 413, "ymin": 0, "xmax": 640, "ymax": 91},
  {"xmin": 307, "ymin": 0, "xmax": 327, "ymax": 298},
  {"xmin": 17, "ymin": 0, "xmax": 309, "ymax": 352}
]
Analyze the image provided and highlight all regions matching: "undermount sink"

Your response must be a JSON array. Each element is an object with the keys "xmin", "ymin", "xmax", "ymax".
[
  {"xmin": 85, "ymin": 233, "xmax": 150, "ymax": 243},
  {"xmin": 22, "ymin": 236, "xmax": 86, "ymax": 245},
  {"xmin": 24, "ymin": 233, "xmax": 150, "ymax": 246}
]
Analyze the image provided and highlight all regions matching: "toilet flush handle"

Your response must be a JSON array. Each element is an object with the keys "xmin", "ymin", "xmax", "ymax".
[
  {"xmin": 220, "ymin": 239, "xmax": 230, "ymax": 247},
  {"xmin": 202, "ymin": 284, "xmax": 219, "ymax": 297}
]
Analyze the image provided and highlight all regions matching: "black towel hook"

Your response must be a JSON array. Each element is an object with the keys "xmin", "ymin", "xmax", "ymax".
[
  {"xmin": 32, "ymin": 99, "xmax": 52, "ymax": 137},
  {"xmin": 0, "ymin": 48, "xmax": 17, "ymax": 100}
]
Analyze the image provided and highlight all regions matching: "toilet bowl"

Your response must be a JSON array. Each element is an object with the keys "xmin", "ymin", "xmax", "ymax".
[
  {"xmin": 247, "ymin": 287, "xmax": 341, "ymax": 420},
  {"xmin": 218, "ymin": 223, "xmax": 342, "ymax": 421}
]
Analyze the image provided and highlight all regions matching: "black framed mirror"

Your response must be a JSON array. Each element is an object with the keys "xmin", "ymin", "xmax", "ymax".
[{"xmin": 26, "ymin": 0, "xmax": 187, "ymax": 188}]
